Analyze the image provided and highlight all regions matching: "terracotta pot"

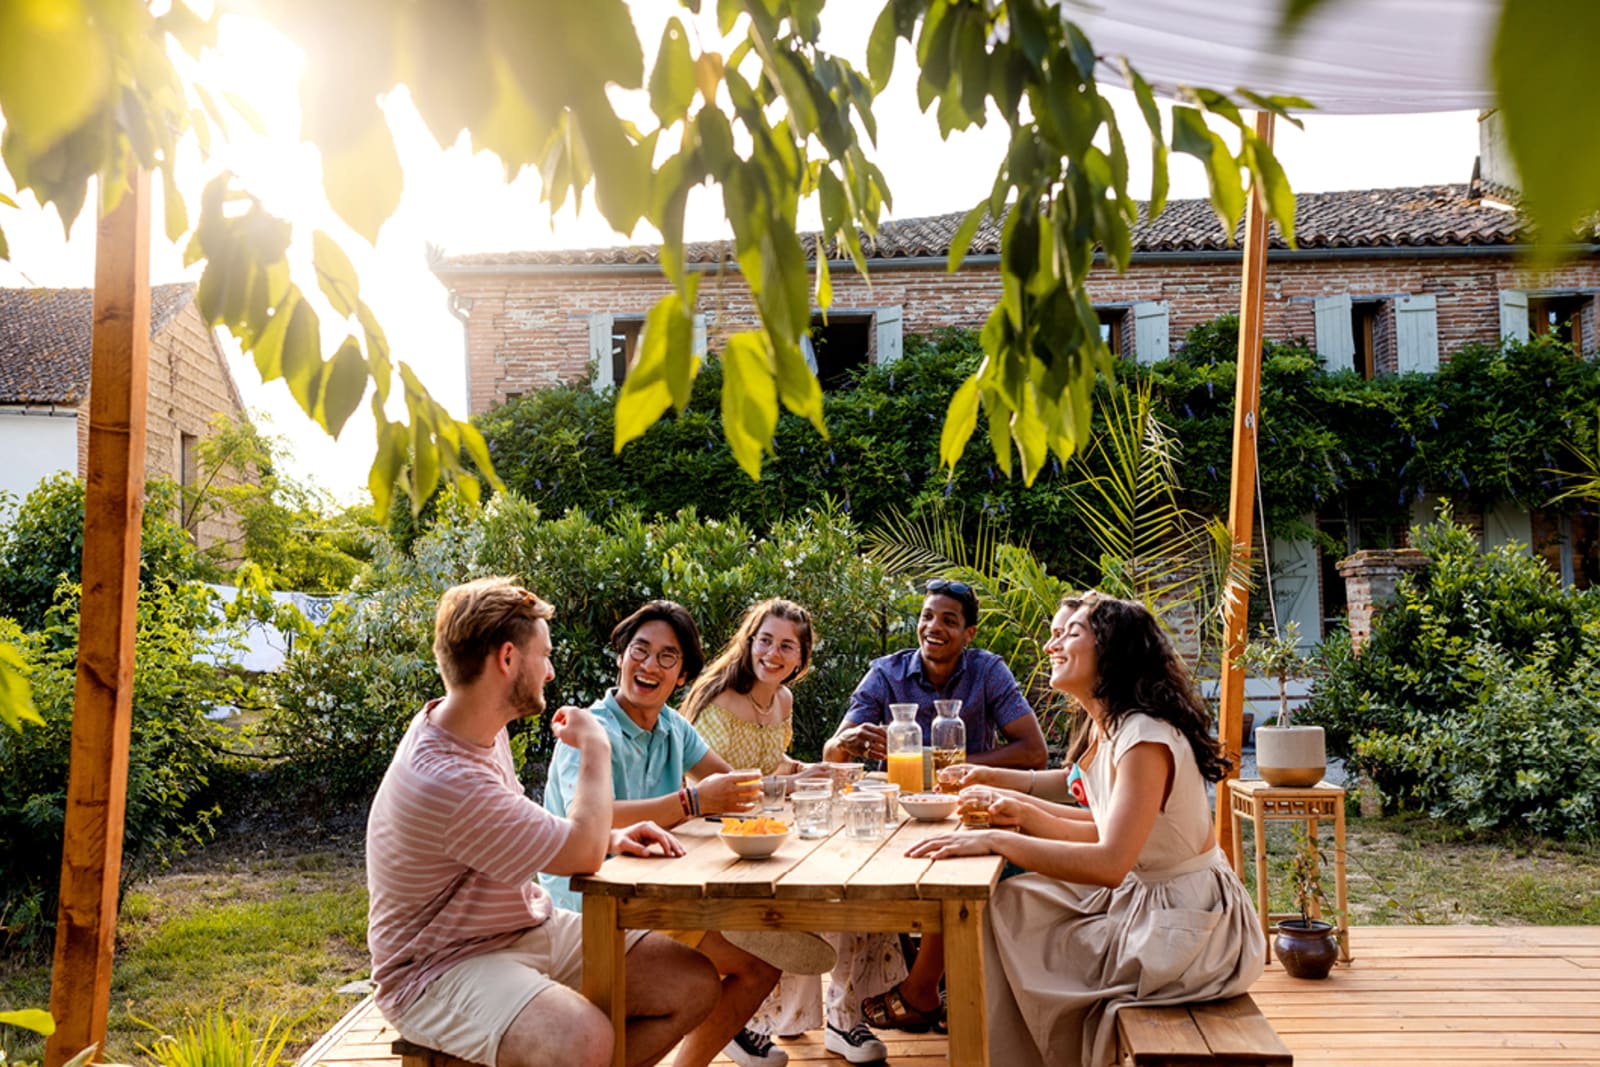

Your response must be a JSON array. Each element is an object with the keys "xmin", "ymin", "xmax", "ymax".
[
  {"xmin": 1274, "ymin": 920, "xmax": 1339, "ymax": 979},
  {"xmin": 1255, "ymin": 724, "xmax": 1326, "ymax": 787}
]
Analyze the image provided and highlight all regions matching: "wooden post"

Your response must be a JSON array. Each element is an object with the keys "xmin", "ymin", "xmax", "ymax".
[
  {"xmin": 1215, "ymin": 112, "xmax": 1274, "ymax": 863},
  {"xmin": 45, "ymin": 166, "xmax": 151, "ymax": 1067}
]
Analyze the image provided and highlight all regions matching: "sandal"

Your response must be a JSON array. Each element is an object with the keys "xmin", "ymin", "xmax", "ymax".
[{"xmin": 861, "ymin": 983, "xmax": 946, "ymax": 1034}]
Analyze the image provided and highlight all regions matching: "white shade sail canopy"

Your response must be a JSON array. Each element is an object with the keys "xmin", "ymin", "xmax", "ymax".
[{"xmin": 1072, "ymin": 0, "xmax": 1499, "ymax": 114}]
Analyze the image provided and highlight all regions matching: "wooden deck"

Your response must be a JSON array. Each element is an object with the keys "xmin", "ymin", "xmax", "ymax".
[{"xmin": 301, "ymin": 926, "xmax": 1600, "ymax": 1067}]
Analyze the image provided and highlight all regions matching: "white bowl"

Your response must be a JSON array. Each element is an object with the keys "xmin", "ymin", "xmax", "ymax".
[
  {"xmin": 900, "ymin": 793, "xmax": 960, "ymax": 821},
  {"xmin": 719, "ymin": 825, "xmax": 792, "ymax": 859}
]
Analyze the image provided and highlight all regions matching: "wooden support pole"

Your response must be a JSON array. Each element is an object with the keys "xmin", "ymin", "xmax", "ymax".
[
  {"xmin": 45, "ymin": 167, "xmax": 151, "ymax": 1067},
  {"xmin": 1215, "ymin": 112, "xmax": 1274, "ymax": 864}
]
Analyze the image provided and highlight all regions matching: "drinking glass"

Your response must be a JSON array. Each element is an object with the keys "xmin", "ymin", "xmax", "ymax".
[
  {"xmin": 732, "ymin": 768, "xmax": 763, "ymax": 811},
  {"xmin": 959, "ymin": 785, "xmax": 995, "ymax": 829},
  {"xmin": 792, "ymin": 784, "xmax": 833, "ymax": 840},
  {"xmin": 824, "ymin": 761, "xmax": 866, "ymax": 793},
  {"xmin": 936, "ymin": 764, "xmax": 965, "ymax": 794},
  {"xmin": 761, "ymin": 775, "xmax": 786, "ymax": 813},
  {"xmin": 845, "ymin": 792, "xmax": 885, "ymax": 840},
  {"xmin": 857, "ymin": 780, "xmax": 900, "ymax": 822}
]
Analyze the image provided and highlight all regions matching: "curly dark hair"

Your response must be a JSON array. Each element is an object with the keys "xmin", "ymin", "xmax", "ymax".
[{"xmin": 1062, "ymin": 591, "xmax": 1231, "ymax": 783}]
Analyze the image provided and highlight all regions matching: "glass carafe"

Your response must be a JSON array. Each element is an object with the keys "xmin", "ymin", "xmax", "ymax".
[
  {"xmin": 885, "ymin": 703, "xmax": 924, "ymax": 795},
  {"xmin": 931, "ymin": 699, "xmax": 966, "ymax": 792}
]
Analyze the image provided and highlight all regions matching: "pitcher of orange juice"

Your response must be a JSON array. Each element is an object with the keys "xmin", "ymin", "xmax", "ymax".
[{"xmin": 885, "ymin": 703, "xmax": 924, "ymax": 795}]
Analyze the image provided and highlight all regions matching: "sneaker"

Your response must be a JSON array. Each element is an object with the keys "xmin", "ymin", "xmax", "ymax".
[
  {"xmin": 824, "ymin": 1023, "xmax": 888, "ymax": 1064},
  {"xmin": 723, "ymin": 1028, "xmax": 789, "ymax": 1067}
]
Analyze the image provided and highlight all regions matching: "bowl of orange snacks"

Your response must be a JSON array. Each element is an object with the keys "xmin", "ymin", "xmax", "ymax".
[{"xmin": 718, "ymin": 816, "xmax": 792, "ymax": 859}]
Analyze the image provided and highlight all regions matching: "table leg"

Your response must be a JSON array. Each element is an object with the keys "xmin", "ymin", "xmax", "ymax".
[
  {"xmin": 942, "ymin": 898, "xmax": 989, "ymax": 1066},
  {"xmin": 1308, "ymin": 817, "xmax": 1322, "ymax": 924},
  {"xmin": 1229, "ymin": 802, "xmax": 1243, "ymax": 876},
  {"xmin": 581, "ymin": 897, "xmax": 627, "ymax": 1067},
  {"xmin": 1334, "ymin": 802, "xmax": 1351, "ymax": 962},
  {"xmin": 1251, "ymin": 813, "xmax": 1271, "ymax": 962}
]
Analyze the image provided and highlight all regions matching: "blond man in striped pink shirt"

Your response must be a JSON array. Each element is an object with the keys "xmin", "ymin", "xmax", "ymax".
[{"xmin": 367, "ymin": 578, "xmax": 723, "ymax": 1067}]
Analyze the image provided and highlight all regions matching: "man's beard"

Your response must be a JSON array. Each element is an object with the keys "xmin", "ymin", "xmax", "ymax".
[{"xmin": 509, "ymin": 670, "xmax": 546, "ymax": 719}]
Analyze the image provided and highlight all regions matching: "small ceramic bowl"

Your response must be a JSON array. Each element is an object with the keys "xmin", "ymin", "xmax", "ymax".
[
  {"xmin": 900, "ymin": 792, "xmax": 960, "ymax": 821},
  {"xmin": 719, "ymin": 825, "xmax": 792, "ymax": 859}
]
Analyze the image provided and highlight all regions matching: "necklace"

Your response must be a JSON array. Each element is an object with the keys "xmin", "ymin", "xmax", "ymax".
[{"xmin": 749, "ymin": 687, "xmax": 778, "ymax": 724}]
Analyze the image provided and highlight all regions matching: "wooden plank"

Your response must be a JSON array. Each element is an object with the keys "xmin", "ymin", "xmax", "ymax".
[
  {"xmin": 704, "ymin": 832, "xmax": 840, "ymax": 898},
  {"xmin": 839, "ymin": 818, "xmax": 949, "ymax": 899},
  {"xmin": 773, "ymin": 822, "xmax": 895, "ymax": 899},
  {"xmin": 615, "ymin": 897, "xmax": 941, "ymax": 936},
  {"xmin": 1116, "ymin": 1004, "xmax": 1211, "ymax": 1064},
  {"xmin": 1189, "ymin": 997, "xmax": 1293, "ymax": 1064},
  {"xmin": 46, "ymin": 165, "xmax": 152, "ymax": 1067}
]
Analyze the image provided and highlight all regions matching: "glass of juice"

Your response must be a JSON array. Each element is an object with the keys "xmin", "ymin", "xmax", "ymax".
[{"xmin": 959, "ymin": 785, "xmax": 994, "ymax": 829}]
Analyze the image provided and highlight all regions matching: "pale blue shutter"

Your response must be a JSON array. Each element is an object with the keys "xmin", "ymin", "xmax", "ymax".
[
  {"xmin": 1132, "ymin": 302, "xmax": 1169, "ymax": 365},
  {"xmin": 875, "ymin": 306, "xmax": 903, "ymax": 365},
  {"xmin": 589, "ymin": 313, "xmax": 615, "ymax": 392},
  {"xmin": 1499, "ymin": 290, "xmax": 1529, "ymax": 342},
  {"xmin": 1313, "ymin": 295, "xmax": 1355, "ymax": 373},
  {"xmin": 1395, "ymin": 294, "xmax": 1439, "ymax": 373}
]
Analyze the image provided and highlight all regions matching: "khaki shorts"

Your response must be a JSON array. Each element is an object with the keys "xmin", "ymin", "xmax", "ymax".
[{"xmin": 391, "ymin": 911, "xmax": 649, "ymax": 1066}]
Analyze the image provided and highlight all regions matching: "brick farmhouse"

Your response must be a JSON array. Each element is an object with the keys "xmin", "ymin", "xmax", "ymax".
[
  {"xmin": 0, "ymin": 283, "xmax": 252, "ymax": 550},
  {"xmin": 431, "ymin": 180, "xmax": 1600, "ymax": 644}
]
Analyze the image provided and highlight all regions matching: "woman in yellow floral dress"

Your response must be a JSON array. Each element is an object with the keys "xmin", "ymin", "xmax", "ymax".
[{"xmin": 682, "ymin": 599, "xmax": 905, "ymax": 1065}]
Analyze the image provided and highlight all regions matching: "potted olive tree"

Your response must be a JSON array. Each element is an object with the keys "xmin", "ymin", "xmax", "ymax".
[
  {"xmin": 1273, "ymin": 825, "xmax": 1340, "ymax": 978},
  {"xmin": 1236, "ymin": 621, "xmax": 1325, "ymax": 787}
]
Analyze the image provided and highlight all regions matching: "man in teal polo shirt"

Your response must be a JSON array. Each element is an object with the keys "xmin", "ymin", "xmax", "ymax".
[{"xmin": 544, "ymin": 600, "xmax": 821, "ymax": 1067}]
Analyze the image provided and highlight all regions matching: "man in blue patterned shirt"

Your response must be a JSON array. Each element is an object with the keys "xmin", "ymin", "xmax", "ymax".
[{"xmin": 822, "ymin": 579, "xmax": 1047, "ymax": 770}]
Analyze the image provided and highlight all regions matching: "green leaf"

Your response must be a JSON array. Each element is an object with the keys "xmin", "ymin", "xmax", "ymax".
[
  {"xmin": 312, "ymin": 231, "xmax": 361, "ymax": 319},
  {"xmin": 1493, "ymin": 2, "xmax": 1600, "ymax": 254},
  {"xmin": 280, "ymin": 299, "xmax": 323, "ymax": 411},
  {"xmin": 368, "ymin": 412, "xmax": 407, "ymax": 517},
  {"xmin": 317, "ymin": 337, "xmax": 367, "ymax": 437},
  {"xmin": 1277, "ymin": 0, "xmax": 1334, "ymax": 39},
  {"xmin": 320, "ymin": 113, "xmax": 402, "ymax": 245},
  {"xmin": 939, "ymin": 375, "xmax": 982, "ymax": 468},
  {"xmin": 0, "ymin": 223, "xmax": 8, "ymax": 261},
  {"xmin": 409, "ymin": 409, "xmax": 440, "ymax": 507},
  {"xmin": 222, "ymin": 90, "xmax": 267, "ymax": 135},
  {"xmin": 649, "ymin": 18, "xmax": 696, "ymax": 127},
  {"xmin": 0, "ymin": 642, "xmax": 41, "ymax": 732},
  {"xmin": 160, "ymin": 164, "xmax": 188, "ymax": 244},
  {"xmin": 1244, "ymin": 136, "xmax": 1296, "ymax": 248},
  {"xmin": 0, "ymin": 1008, "xmax": 54, "ymax": 1035},
  {"xmin": 250, "ymin": 294, "xmax": 296, "ymax": 381},
  {"xmin": 867, "ymin": 1, "xmax": 900, "ymax": 90},
  {"xmin": 0, "ymin": 0, "xmax": 109, "ymax": 156},
  {"xmin": 0, "ymin": 192, "xmax": 15, "ymax": 209},
  {"xmin": 720, "ymin": 332, "xmax": 779, "ymax": 479},
  {"xmin": 614, "ymin": 294, "xmax": 697, "ymax": 451}
]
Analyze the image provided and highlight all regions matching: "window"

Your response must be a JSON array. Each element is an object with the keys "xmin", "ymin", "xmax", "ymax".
[
  {"xmin": 1315, "ymin": 293, "xmax": 1434, "ymax": 376},
  {"xmin": 1530, "ymin": 294, "xmax": 1588, "ymax": 350},
  {"xmin": 1097, "ymin": 307, "xmax": 1127, "ymax": 358},
  {"xmin": 1096, "ymin": 302, "xmax": 1167, "ymax": 364},
  {"xmin": 1317, "ymin": 514, "xmax": 1408, "ymax": 637},
  {"xmin": 799, "ymin": 307, "xmax": 903, "ymax": 390},
  {"xmin": 1501, "ymin": 290, "xmax": 1595, "ymax": 354},
  {"xmin": 179, "ymin": 431, "xmax": 199, "ymax": 538},
  {"xmin": 590, "ymin": 312, "xmax": 706, "ymax": 392}
]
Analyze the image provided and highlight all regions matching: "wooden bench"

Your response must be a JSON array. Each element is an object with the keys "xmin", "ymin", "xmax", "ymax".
[
  {"xmin": 391, "ymin": 1038, "xmax": 484, "ymax": 1067},
  {"xmin": 1116, "ymin": 994, "xmax": 1292, "ymax": 1066}
]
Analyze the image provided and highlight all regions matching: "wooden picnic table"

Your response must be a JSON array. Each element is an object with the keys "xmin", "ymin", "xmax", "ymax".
[{"xmin": 572, "ymin": 803, "xmax": 1004, "ymax": 1067}]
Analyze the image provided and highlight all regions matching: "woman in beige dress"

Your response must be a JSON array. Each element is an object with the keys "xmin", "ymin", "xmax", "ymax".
[{"xmin": 907, "ymin": 591, "xmax": 1265, "ymax": 1066}]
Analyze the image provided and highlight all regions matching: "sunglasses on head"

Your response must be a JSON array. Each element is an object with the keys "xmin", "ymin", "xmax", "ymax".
[{"xmin": 926, "ymin": 579, "xmax": 974, "ymax": 598}]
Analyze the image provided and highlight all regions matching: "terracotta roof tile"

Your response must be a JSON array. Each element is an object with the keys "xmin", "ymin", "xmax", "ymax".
[
  {"xmin": 0, "ymin": 284, "xmax": 194, "ymax": 405},
  {"xmin": 435, "ymin": 183, "xmax": 1536, "ymax": 271}
]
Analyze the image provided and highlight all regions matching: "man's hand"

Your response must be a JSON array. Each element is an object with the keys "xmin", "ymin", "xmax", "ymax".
[
  {"xmin": 610, "ymin": 821, "xmax": 684, "ymax": 857},
  {"xmin": 550, "ymin": 705, "xmax": 609, "ymax": 753},
  {"xmin": 838, "ymin": 722, "xmax": 887, "ymax": 762},
  {"xmin": 905, "ymin": 829, "xmax": 1000, "ymax": 860},
  {"xmin": 697, "ymin": 770, "xmax": 762, "ymax": 814}
]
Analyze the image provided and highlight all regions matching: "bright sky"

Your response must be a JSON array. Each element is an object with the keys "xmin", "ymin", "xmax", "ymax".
[{"xmin": 0, "ymin": 8, "xmax": 1481, "ymax": 504}]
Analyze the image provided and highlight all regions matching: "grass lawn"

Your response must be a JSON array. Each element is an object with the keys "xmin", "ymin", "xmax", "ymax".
[{"xmin": 2, "ymin": 807, "xmax": 1597, "ymax": 1065}]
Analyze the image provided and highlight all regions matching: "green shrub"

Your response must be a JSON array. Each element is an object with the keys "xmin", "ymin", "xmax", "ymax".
[
  {"xmin": 262, "ymin": 496, "xmax": 895, "ymax": 798},
  {"xmin": 0, "ymin": 581, "xmax": 241, "ymax": 947},
  {"xmin": 1301, "ymin": 509, "xmax": 1600, "ymax": 837},
  {"xmin": 0, "ymin": 476, "xmax": 203, "ymax": 632}
]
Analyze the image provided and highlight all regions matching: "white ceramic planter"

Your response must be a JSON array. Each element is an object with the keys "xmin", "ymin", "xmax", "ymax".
[{"xmin": 1255, "ymin": 725, "xmax": 1326, "ymax": 787}]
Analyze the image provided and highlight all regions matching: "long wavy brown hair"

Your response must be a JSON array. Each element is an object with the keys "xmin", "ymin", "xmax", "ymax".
[
  {"xmin": 680, "ymin": 598, "xmax": 815, "ymax": 724},
  {"xmin": 1059, "ymin": 592, "xmax": 1231, "ymax": 783}
]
